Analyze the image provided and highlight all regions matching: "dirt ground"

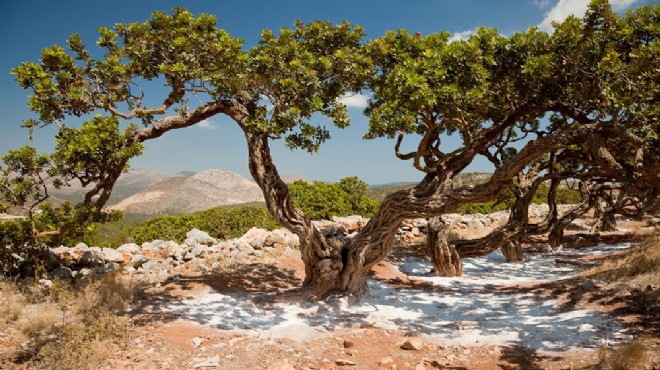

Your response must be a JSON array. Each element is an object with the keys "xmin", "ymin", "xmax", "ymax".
[{"xmin": 110, "ymin": 243, "xmax": 657, "ymax": 370}]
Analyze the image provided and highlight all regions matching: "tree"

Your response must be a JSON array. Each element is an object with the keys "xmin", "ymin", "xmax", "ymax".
[{"xmin": 4, "ymin": 1, "xmax": 658, "ymax": 298}]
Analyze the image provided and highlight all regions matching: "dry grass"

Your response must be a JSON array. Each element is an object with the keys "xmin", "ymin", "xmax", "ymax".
[
  {"xmin": 0, "ymin": 280, "xmax": 24, "ymax": 330},
  {"xmin": 17, "ymin": 304, "xmax": 62, "ymax": 338},
  {"xmin": 597, "ymin": 339, "xmax": 656, "ymax": 370},
  {"xmin": 74, "ymin": 272, "xmax": 136, "ymax": 316},
  {"xmin": 596, "ymin": 235, "xmax": 660, "ymax": 289},
  {"xmin": 35, "ymin": 311, "xmax": 131, "ymax": 370},
  {"xmin": 0, "ymin": 273, "xmax": 136, "ymax": 369}
]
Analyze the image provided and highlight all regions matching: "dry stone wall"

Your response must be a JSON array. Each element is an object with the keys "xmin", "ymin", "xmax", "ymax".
[{"xmin": 42, "ymin": 205, "xmax": 565, "ymax": 285}]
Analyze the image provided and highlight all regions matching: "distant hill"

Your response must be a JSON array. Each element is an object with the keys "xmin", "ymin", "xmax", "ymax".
[
  {"xmin": 48, "ymin": 169, "xmax": 169, "ymax": 204},
  {"xmin": 107, "ymin": 169, "xmax": 264, "ymax": 215},
  {"xmin": 367, "ymin": 173, "xmax": 492, "ymax": 201}
]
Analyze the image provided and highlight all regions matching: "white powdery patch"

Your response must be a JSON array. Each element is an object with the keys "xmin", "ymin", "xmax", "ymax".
[{"xmin": 162, "ymin": 243, "xmax": 632, "ymax": 350}]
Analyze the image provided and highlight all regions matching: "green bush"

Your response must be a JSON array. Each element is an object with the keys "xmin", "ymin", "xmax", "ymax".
[
  {"xmin": 289, "ymin": 177, "xmax": 379, "ymax": 220},
  {"xmin": 127, "ymin": 205, "xmax": 278, "ymax": 245}
]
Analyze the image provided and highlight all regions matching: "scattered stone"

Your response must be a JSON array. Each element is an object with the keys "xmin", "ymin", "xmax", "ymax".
[
  {"xmin": 192, "ymin": 337, "xmax": 206, "ymax": 348},
  {"xmin": 38, "ymin": 279, "xmax": 53, "ymax": 289},
  {"xmin": 192, "ymin": 355, "xmax": 220, "ymax": 368},
  {"xmin": 401, "ymin": 338, "xmax": 424, "ymax": 351},
  {"xmin": 378, "ymin": 356, "xmax": 394, "ymax": 366},
  {"xmin": 335, "ymin": 358, "xmax": 357, "ymax": 366},
  {"xmin": 414, "ymin": 364, "xmax": 426, "ymax": 370},
  {"xmin": 343, "ymin": 339, "xmax": 355, "ymax": 348}
]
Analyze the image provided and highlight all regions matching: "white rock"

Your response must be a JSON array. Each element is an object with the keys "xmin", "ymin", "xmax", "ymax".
[
  {"xmin": 185, "ymin": 229, "xmax": 217, "ymax": 247},
  {"xmin": 117, "ymin": 243, "xmax": 140, "ymax": 254},
  {"xmin": 102, "ymin": 247, "xmax": 125, "ymax": 263}
]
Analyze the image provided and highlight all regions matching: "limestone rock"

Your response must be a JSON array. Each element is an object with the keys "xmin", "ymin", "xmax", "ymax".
[
  {"xmin": 102, "ymin": 247, "xmax": 126, "ymax": 263},
  {"xmin": 184, "ymin": 228, "xmax": 217, "ymax": 247},
  {"xmin": 117, "ymin": 243, "xmax": 140, "ymax": 254},
  {"xmin": 49, "ymin": 266, "xmax": 73, "ymax": 280},
  {"xmin": 239, "ymin": 227, "xmax": 270, "ymax": 248},
  {"xmin": 335, "ymin": 358, "xmax": 357, "ymax": 366},
  {"xmin": 378, "ymin": 356, "xmax": 394, "ymax": 366},
  {"xmin": 130, "ymin": 254, "xmax": 149, "ymax": 268},
  {"xmin": 79, "ymin": 249, "xmax": 104, "ymax": 266},
  {"xmin": 401, "ymin": 337, "xmax": 424, "ymax": 350}
]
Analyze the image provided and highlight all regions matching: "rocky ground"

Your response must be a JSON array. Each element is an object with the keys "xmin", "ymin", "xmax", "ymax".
[{"xmin": 2, "ymin": 209, "xmax": 658, "ymax": 369}]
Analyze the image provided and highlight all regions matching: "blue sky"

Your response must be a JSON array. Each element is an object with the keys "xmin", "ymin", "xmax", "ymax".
[{"xmin": 0, "ymin": 0, "xmax": 652, "ymax": 184}]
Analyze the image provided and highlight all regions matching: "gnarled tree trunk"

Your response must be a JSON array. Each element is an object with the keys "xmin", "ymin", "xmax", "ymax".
[
  {"xmin": 427, "ymin": 217, "xmax": 463, "ymax": 276},
  {"xmin": 243, "ymin": 129, "xmax": 343, "ymax": 298},
  {"xmin": 501, "ymin": 240, "xmax": 524, "ymax": 262}
]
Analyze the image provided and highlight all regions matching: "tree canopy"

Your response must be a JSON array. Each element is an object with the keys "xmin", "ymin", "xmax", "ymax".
[{"xmin": 2, "ymin": 0, "xmax": 658, "ymax": 297}]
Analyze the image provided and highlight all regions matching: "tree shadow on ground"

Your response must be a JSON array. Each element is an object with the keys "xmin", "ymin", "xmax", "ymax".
[
  {"xmin": 131, "ymin": 263, "xmax": 301, "ymax": 326},
  {"xmin": 498, "ymin": 343, "xmax": 562, "ymax": 370}
]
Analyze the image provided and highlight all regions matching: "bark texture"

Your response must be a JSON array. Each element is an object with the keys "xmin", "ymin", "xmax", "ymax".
[{"xmin": 427, "ymin": 217, "xmax": 463, "ymax": 276}]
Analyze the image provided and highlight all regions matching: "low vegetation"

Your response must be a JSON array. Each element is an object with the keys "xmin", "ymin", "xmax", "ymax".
[
  {"xmin": 0, "ymin": 273, "xmax": 135, "ymax": 369},
  {"xmin": 112, "ymin": 205, "xmax": 279, "ymax": 245},
  {"xmin": 289, "ymin": 177, "xmax": 379, "ymax": 220}
]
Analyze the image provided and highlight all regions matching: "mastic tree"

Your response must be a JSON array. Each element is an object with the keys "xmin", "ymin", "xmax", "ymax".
[{"xmin": 4, "ymin": 1, "xmax": 658, "ymax": 298}]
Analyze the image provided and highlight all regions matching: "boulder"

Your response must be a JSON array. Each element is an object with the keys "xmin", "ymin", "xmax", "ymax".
[
  {"xmin": 184, "ymin": 229, "xmax": 217, "ymax": 247},
  {"xmin": 401, "ymin": 337, "xmax": 424, "ymax": 350},
  {"xmin": 142, "ymin": 240, "xmax": 169, "ymax": 260},
  {"xmin": 79, "ymin": 249, "xmax": 104, "ymax": 266},
  {"xmin": 51, "ymin": 246, "xmax": 80, "ymax": 266},
  {"xmin": 130, "ymin": 254, "xmax": 149, "ymax": 268},
  {"xmin": 102, "ymin": 248, "xmax": 126, "ymax": 263},
  {"xmin": 117, "ymin": 243, "xmax": 140, "ymax": 254},
  {"xmin": 49, "ymin": 266, "xmax": 73, "ymax": 280},
  {"xmin": 239, "ymin": 227, "xmax": 270, "ymax": 248}
]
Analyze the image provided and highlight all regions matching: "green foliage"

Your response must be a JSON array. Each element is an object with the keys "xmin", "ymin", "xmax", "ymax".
[
  {"xmin": 289, "ymin": 177, "xmax": 379, "ymax": 220},
  {"xmin": 127, "ymin": 206, "xmax": 278, "ymax": 245},
  {"xmin": 456, "ymin": 182, "xmax": 583, "ymax": 214},
  {"xmin": 249, "ymin": 21, "xmax": 371, "ymax": 152}
]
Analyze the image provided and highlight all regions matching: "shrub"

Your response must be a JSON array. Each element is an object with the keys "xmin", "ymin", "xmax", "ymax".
[
  {"xmin": 289, "ymin": 176, "xmax": 379, "ymax": 220},
  {"xmin": 128, "ymin": 205, "xmax": 278, "ymax": 244}
]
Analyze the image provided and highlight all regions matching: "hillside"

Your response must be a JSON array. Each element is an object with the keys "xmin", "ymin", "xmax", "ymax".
[
  {"xmin": 368, "ymin": 173, "xmax": 492, "ymax": 201},
  {"xmin": 48, "ymin": 168, "xmax": 169, "ymax": 204},
  {"xmin": 107, "ymin": 169, "xmax": 264, "ymax": 215}
]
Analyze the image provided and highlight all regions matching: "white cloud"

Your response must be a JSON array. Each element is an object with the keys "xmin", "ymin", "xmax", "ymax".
[
  {"xmin": 538, "ymin": 0, "xmax": 641, "ymax": 33},
  {"xmin": 448, "ymin": 28, "xmax": 478, "ymax": 42},
  {"xmin": 338, "ymin": 93, "xmax": 370, "ymax": 108},
  {"xmin": 196, "ymin": 119, "xmax": 218, "ymax": 130},
  {"xmin": 534, "ymin": 0, "xmax": 552, "ymax": 9}
]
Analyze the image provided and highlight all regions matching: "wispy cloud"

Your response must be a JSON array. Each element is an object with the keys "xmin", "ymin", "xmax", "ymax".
[
  {"xmin": 534, "ymin": 0, "xmax": 552, "ymax": 9},
  {"xmin": 196, "ymin": 119, "xmax": 218, "ymax": 130},
  {"xmin": 448, "ymin": 28, "xmax": 478, "ymax": 42},
  {"xmin": 538, "ymin": 0, "xmax": 641, "ymax": 33},
  {"xmin": 338, "ymin": 93, "xmax": 370, "ymax": 108}
]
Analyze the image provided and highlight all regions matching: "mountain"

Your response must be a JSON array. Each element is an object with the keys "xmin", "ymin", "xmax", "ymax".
[
  {"xmin": 107, "ymin": 169, "xmax": 264, "ymax": 215},
  {"xmin": 48, "ymin": 169, "xmax": 169, "ymax": 204},
  {"xmin": 367, "ymin": 173, "xmax": 493, "ymax": 201}
]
